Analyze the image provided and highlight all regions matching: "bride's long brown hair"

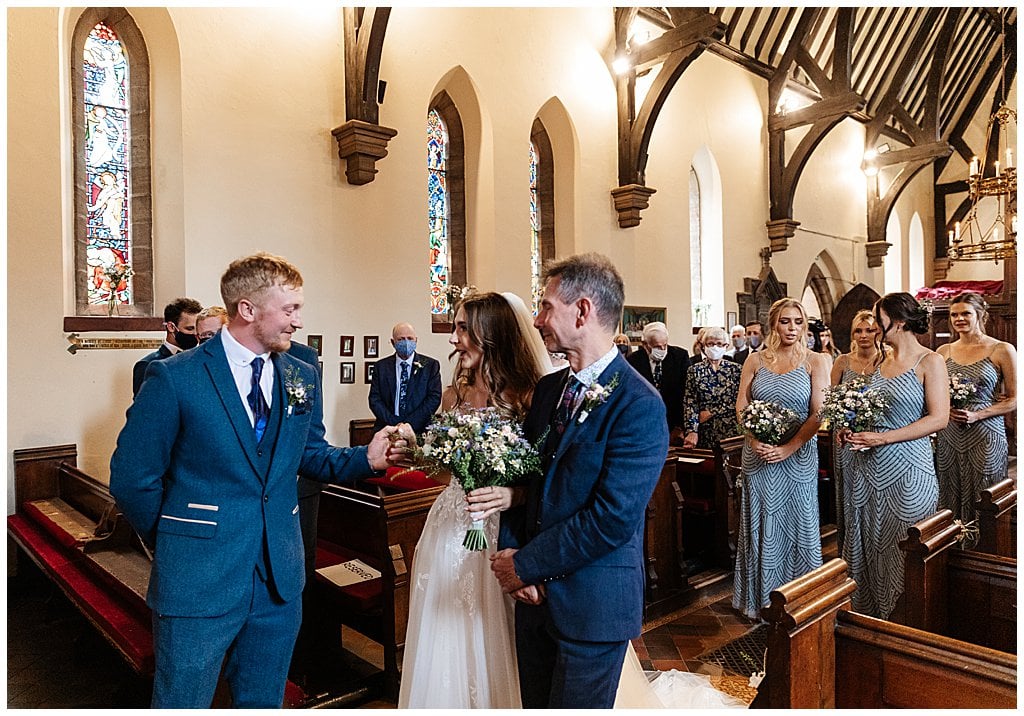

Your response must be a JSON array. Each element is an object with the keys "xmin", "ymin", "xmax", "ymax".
[{"xmin": 450, "ymin": 292, "xmax": 542, "ymax": 420}]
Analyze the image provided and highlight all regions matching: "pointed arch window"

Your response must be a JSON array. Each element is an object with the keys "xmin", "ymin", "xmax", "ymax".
[
  {"xmin": 530, "ymin": 119, "xmax": 555, "ymax": 314},
  {"xmin": 689, "ymin": 167, "xmax": 704, "ymax": 324},
  {"xmin": 72, "ymin": 9, "xmax": 153, "ymax": 316},
  {"xmin": 427, "ymin": 91, "xmax": 467, "ymax": 331}
]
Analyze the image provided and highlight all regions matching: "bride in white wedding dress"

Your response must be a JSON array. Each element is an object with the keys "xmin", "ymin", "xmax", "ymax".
[{"xmin": 397, "ymin": 291, "xmax": 744, "ymax": 709}]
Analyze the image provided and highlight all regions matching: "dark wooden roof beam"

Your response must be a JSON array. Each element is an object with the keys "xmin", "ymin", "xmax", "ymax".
[
  {"xmin": 629, "ymin": 13, "xmax": 725, "ymax": 72},
  {"xmin": 769, "ymin": 90, "xmax": 864, "ymax": 132},
  {"xmin": 873, "ymin": 141, "xmax": 952, "ymax": 168}
]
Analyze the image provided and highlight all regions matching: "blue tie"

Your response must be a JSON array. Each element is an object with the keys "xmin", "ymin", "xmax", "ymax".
[
  {"xmin": 248, "ymin": 357, "xmax": 269, "ymax": 442},
  {"xmin": 399, "ymin": 361, "xmax": 410, "ymax": 416}
]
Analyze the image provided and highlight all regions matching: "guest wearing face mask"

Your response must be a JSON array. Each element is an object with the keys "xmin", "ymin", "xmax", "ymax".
[
  {"xmin": 613, "ymin": 333, "xmax": 632, "ymax": 356},
  {"xmin": 368, "ymin": 322, "xmax": 443, "ymax": 433},
  {"xmin": 132, "ymin": 297, "xmax": 203, "ymax": 396},
  {"xmin": 725, "ymin": 324, "xmax": 746, "ymax": 359},
  {"xmin": 626, "ymin": 321, "xmax": 690, "ymax": 445},
  {"xmin": 730, "ymin": 320, "xmax": 764, "ymax": 366},
  {"xmin": 683, "ymin": 327, "xmax": 742, "ymax": 450}
]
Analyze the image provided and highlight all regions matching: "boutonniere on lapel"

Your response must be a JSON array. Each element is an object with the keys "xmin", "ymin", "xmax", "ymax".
[
  {"xmin": 283, "ymin": 365, "xmax": 314, "ymax": 416},
  {"xmin": 577, "ymin": 373, "xmax": 620, "ymax": 424},
  {"xmin": 412, "ymin": 360, "xmax": 424, "ymax": 376}
]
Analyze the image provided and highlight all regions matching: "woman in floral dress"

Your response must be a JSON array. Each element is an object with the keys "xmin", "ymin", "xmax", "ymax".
[{"xmin": 683, "ymin": 326, "xmax": 742, "ymax": 450}]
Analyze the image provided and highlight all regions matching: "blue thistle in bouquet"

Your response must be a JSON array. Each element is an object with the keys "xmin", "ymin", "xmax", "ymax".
[
  {"xmin": 411, "ymin": 407, "xmax": 541, "ymax": 550},
  {"xmin": 819, "ymin": 376, "xmax": 889, "ymax": 433}
]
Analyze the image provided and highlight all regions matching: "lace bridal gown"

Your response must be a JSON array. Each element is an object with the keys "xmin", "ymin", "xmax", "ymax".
[{"xmin": 397, "ymin": 470, "xmax": 744, "ymax": 709}]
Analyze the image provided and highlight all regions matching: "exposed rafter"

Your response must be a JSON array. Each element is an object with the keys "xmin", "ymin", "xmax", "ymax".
[
  {"xmin": 332, "ymin": 7, "xmax": 398, "ymax": 186},
  {"xmin": 611, "ymin": 7, "xmax": 725, "ymax": 228},
  {"xmin": 766, "ymin": 8, "xmax": 864, "ymax": 252}
]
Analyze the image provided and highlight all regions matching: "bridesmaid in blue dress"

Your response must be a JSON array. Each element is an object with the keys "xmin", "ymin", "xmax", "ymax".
[
  {"xmin": 845, "ymin": 293, "xmax": 949, "ymax": 620},
  {"xmin": 935, "ymin": 292, "xmax": 1017, "ymax": 549},
  {"xmin": 828, "ymin": 310, "xmax": 885, "ymax": 554},
  {"xmin": 733, "ymin": 298, "xmax": 830, "ymax": 619}
]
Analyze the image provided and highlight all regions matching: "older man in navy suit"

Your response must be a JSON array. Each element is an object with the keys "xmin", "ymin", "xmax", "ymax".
[
  {"xmin": 110, "ymin": 253, "xmax": 403, "ymax": 708},
  {"xmin": 368, "ymin": 322, "xmax": 442, "ymax": 433},
  {"xmin": 492, "ymin": 253, "xmax": 668, "ymax": 708}
]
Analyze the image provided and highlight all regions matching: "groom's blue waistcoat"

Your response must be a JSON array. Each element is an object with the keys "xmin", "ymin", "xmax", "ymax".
[{"xmin": 501, "ymin": 352, "xmax": 668, "ymax": 642}]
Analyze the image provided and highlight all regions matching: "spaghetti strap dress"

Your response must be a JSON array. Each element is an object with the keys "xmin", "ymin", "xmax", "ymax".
[{"xmin": 843, "ymin": 355, "xmax": 938, "ymax": 619}]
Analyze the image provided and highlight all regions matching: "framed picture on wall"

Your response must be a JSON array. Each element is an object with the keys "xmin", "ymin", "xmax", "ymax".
[
  {"xmin": 340, "ymin": 335, "xmax": 354, "ymax": 357},
  {"xmin": 621, "ymin": 305, "xmax": 666, "ymax": 345},
  {"xmin": 364, "ymin": 361, "xmax": 376, "ymax": 384},
  {"xmin": 727, "ymin": 311, "xmax": 738, "ymax": 330},
  {"xmin": 364, "ymin": 336, "xmax": 379, "ymax": 358},
  {"xmin": 340, "ymin": 361, "xmax": 355, "ymax": 384},
  {"xmin": 307, "ymin": 334, "xmax": 323, "ymax": 356}
]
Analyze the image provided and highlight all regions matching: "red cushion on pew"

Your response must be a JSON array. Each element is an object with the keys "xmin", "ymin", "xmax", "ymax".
[
  {"xmin": 21, "ymin": 501, "xmax": 84, "ymax": 549},
  {"xmin": 364, "ymin": 467, "xmax": 441, "ymax": 492},
  {"xmin": 8, "ymin": 514, "xmax": 154, "ymax": 674},
  {"xmin": 313, "ymin": 544, "xmax": 382, "ymax": 612}
]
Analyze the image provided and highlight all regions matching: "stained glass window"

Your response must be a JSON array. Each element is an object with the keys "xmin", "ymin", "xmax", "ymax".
[
  {"xmin": 428, "ymin": 109, "xmax": 449, "ymax": 315},
  {"xmin": 529, "ymin": 141, "xmax": 541, "ymax": 314},
  {"xmin": 83, "ymin": 22, "xmax": 132, "ymax": 308}
]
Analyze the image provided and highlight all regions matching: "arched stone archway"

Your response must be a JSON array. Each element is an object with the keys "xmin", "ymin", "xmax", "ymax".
[{"xmin": 831, "ymin": 283, "xmax": 881, "ymax": 352}]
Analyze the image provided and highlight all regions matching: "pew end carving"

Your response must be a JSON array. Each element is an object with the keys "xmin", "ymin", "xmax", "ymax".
[{"xmin": 975, "ymin": 477, "xmax": 1017, "ymax": 557}]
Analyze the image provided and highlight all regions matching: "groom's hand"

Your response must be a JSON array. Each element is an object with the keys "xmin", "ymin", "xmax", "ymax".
[{"xmin": 490, "ymin": 548, "xmax": 526, "ymax": 592}]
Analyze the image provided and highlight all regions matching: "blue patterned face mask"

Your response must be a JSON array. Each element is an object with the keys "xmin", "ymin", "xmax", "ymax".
[{"xmin": 395, "ymin": 339, "xmax": 417, "ymax": 359}]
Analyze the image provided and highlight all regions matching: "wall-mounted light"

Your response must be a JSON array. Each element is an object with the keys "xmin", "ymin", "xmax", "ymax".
[{"xmin": 612, "ymin": 54, "xmax": 632, "ymax": 75}]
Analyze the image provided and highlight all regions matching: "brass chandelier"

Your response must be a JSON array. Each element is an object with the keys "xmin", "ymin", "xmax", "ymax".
[{"xmin": 947, "ymin": 15, "xmax": 1017, "ymax": 263}]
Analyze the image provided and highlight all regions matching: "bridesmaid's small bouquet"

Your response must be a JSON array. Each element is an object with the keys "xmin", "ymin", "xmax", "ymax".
[
  {"xmin": 819, "ymin": 376, "xmax": 889, "ymax": 433},
  {"xmin": 948, "ymin": 372, "xmax": 978, "ymax": 409},
  {"xmin": 411, "ymin": 407, "xmax": 541, "ymax": 550},
  {"xmin": 738, "ymin": 400, "xmax": 802, "ymax": 446}
]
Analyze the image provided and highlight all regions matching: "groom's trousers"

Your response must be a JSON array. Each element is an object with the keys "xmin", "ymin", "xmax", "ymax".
[{"xmin": 515, "ymin": 602, "xmax": 628, "ymax": 708}]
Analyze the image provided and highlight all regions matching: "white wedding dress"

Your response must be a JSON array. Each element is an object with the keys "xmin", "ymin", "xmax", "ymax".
[{"xmin": 397, "ymin": 477, "xmax": 745, "ymax": 709}]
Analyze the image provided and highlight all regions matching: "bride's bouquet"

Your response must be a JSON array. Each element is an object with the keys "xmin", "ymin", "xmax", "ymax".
[
  {"xmin": 738, "ymin": 400, "xmax": 802, "ymax": 446},
  {"xmin": 819, "ymin": 376, "xmax": 889, "ymax": 433},
  {"xmin": 410, "ymin": 407, "xmax": 541, "ymax": 550},
  {"xmin": 949, "ymin": 372, "xmax": 978, "ymax": 409}
]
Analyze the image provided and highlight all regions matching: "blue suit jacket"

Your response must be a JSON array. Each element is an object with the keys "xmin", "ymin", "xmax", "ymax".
[
  {"xmin": 110, "ymin": 332, "xmax": 375, "ymax": 617},
  {"xmin": 368, "ymin": 352, "xmax": 442, "ymax": 433},
  {"xmin": 132, "ymin": 343, "xmax": 174, "ymax": 396},
  {"xmin": 502, "ymin": 352, "xmax": 668, "ymax": 642}
]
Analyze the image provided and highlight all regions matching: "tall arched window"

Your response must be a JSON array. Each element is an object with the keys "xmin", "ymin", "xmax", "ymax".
[
  {"xmin": 689, "ymin": 167, "xmax": 704, "ymax": 324},
  {"xmin": 427, "ymin": 91, "xmax": 467, "ymax": 330},
  {"xmin": 529, "ymin": 118, "xmax": 555, "ymax": 314},
  {"xmin": 72, "ymin": 9, "xmax": 153, "ymax": 316}
]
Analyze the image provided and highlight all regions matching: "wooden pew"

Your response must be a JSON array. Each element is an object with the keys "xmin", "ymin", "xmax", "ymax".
[
  {"xmin": 975, "ymin": 477, "xmax": 1017, "ymax": 557},
  {"xmin": 311, "ymin": 480, "xmax": 444, "ymax": 699},
  {"xmin": 900, "ymin": 508, "xmax": 1016, "ymax": 653},
  {"xmin": 672, "ymin": 444, "xmax": 733, "ymax": 572},
  {"xmin": 753, "ymin": 559, "xmax": 1017, "ymax": 709},
  {"xmin": 642, "ymin": 454, "xmax": 688, "ymax": 620},
  {"xmin": 349, "ymin": 418, "xmax": 376, "ymax": 447},
  {"xmin": 7, "ymin": 444, "xmax": 313, "ymax": 707}
]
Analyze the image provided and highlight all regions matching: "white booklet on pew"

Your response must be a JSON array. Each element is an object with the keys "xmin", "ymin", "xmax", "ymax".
[{"xmin": 316, "ymin": 559, "xmax": 382, "ymax": 588}]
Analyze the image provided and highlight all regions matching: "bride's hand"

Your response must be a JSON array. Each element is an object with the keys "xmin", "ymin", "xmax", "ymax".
[{"xmin": 466, "ymin": 486, "xmax": 514, "ymax": 520}]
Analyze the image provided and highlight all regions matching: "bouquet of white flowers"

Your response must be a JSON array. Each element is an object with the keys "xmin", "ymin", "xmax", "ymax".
[
  {"xmin": 738, "ymin": 400, "xmax": 802, "ymax": 446},
  {"xmin": 409, "ymin": 407, "xmax": 540, "ymax": 550},
  {"xmin": 819, "ymin": 376, "xmax": 889, "ymax": 433},
  {"xmin": 948, "ymin": 372, "xmax": 978, "ymax": 409}
]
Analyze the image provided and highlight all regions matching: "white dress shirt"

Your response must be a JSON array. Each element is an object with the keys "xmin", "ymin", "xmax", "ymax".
[
  {"xmin": 393, "ymin": 353, "xmax": 416, "ymax": 414},
  {"xmin": 221, "ymin": 326, "xmax": 273, "ymax": 427}
]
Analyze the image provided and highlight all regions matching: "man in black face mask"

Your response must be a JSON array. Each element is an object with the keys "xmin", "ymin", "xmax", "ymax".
[{"xmin": 132, "ymin": 297, "xmax": 203, "ymax": 396}]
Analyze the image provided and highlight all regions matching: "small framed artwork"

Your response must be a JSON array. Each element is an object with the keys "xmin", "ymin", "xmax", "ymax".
[
  {"xmin": 364, "ymin": 361, "xmax": 376, "ymax": 384},
  {"xmin": 727, "ymin": 311, "xmax": 739, "ymax": 330},
  {"xmin": 307, "ymin": 334, "xmax": 323, "ymax": 356},
  {"xmin": 340, "ymin": 361, "xmax": 356, "ymax": 384},
  {"xmin": 340, "ymin": 335, "xmax": 354, "ymax": 357},
  {"xmin": 364, "ymin": 335, "xmax": 379, "ymax": 358},
  {"xmin": 621, "ymin": 305, "xmax": 667, "ymax": 345}
]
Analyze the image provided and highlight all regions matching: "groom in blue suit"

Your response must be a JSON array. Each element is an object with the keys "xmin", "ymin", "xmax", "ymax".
[
  {"xmin": 493, "ymin": 253, "xmax": 668, "ymax": 708},
  {"xmin": 110, "ymin": 253, "xmax": 402, "ymax": 708}
]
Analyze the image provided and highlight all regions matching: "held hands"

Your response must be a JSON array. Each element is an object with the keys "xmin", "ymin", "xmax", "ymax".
[
  {"xmin": 465, "ymin": 486, "xmax": 514, "ymax": 520},
  {"xmin": 511, "ymin": 584, "xmax": 546, "ymax": 605},
  {"xmin": 366, "ymin": 423, "xmax": 415, "ymax": 470},
  {"xmin": 845, "ymin": 431, "xmax": 887, "ymax": 450},
  {"xmin": 752, "ymin": 438, "xmax": 794, "ymax": 464},
  {"xmin": 682, "ymin": 432, "xmax": 699, "ymax": 449}
]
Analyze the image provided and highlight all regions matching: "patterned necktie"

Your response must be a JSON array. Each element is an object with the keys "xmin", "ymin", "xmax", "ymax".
[
  {"xmin": 248, "ymin": 357, "xmax": 270, "ymax": 442},
  {"xmin": 399, "ymin": 361, "xmax": 410, "ymax": 416},
  {"xmin": 652, "ymin": 359, "xmax": 663, "ymax": 391},
  {"xmin": 554, "ymin": 377, "xmax": 584, "ymax": 435}
]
